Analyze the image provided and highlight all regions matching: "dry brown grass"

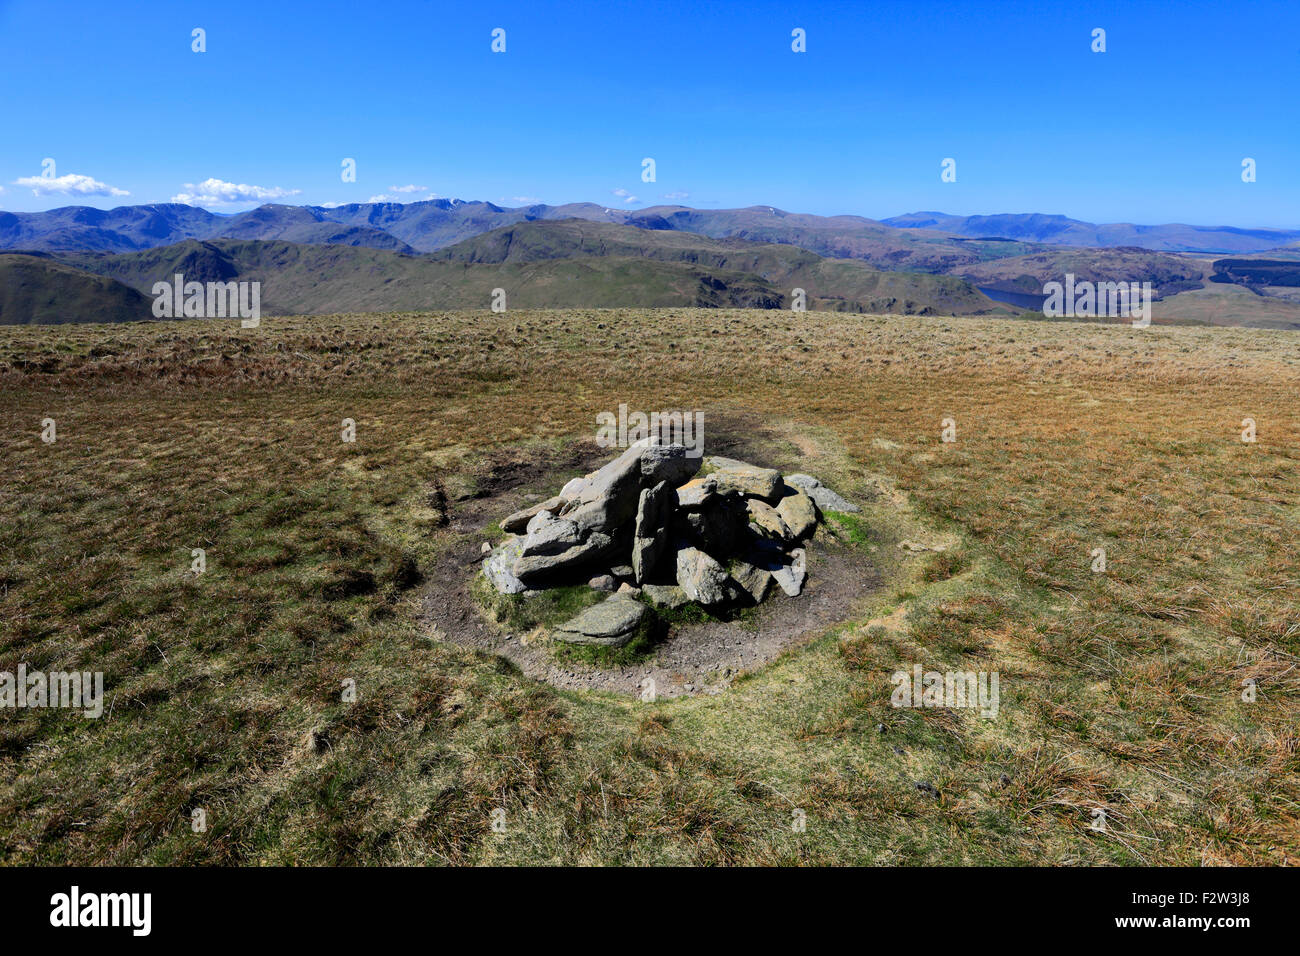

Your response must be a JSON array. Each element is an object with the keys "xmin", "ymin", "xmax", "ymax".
[{"xmin": 1, "ymin": 308, "xmax": 1297, "ymax": 864}]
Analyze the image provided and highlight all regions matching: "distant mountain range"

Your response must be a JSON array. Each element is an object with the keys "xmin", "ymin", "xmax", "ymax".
[
  {"xmin": 4, "ymin": 199, "xmax": 1298, "ymax": 259},
  {"xmin": 4, "ymin": 198, "xmax": 1300, "ymax": 327}
]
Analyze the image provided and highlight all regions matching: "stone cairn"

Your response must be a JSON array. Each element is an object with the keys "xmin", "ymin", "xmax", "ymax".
[{"xmin": 482, "ymin": 439, "xmax": 859, "ymax": 648}]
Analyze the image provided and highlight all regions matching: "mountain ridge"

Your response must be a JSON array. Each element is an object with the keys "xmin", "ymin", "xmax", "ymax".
[{"xmin": 6, "ymin": 199, "xmax": 1299, "ymax": 259}]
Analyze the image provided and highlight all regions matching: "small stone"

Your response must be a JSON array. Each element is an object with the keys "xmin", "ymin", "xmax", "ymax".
[
  {"xmin": 480, "ymin": 541, "xmax": 492, "ymax": 554},
  {"xmin": 588, "ymin": 574, "xmax": 617, "ymax": 591},
  {"xmin": 900, "ymin": 539, "xmax": 947, "ymax": 553},
  {"xmin": 617, "ymin": 581, "xmax": 641, "ymax": 597}
]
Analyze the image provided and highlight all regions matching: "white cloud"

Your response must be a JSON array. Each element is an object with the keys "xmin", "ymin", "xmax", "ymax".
[
  {"xmin": 367, "ymin": 190, "xmax": 436, "ymax": 203},
  {"xmin": 388, "ymin": 184, "xmax": 429, "ymax": 193},
  {"xmin": 14, "ymin": 173, "xmax": 128, "ymax": 197},
  {"xmin": 662, "ymin": 191, "xmax": 689, "ymax": 201},
  {"xmin": 611, "ymin": 188, "xmax": 640, "ymax": 204},
  {"xmin": 510, "ymin": 196, "xmax": 541, "ymax": 205},
  {"xmin": 171, "ymin": 178, "xmax": 300, "ymax": 206}
]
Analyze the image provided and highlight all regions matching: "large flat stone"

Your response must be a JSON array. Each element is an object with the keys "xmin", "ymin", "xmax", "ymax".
[
  {"xmin": 513, "ymin": 530, "xmax": 616, "ymax": 584},
  {"xmin": 705, "ymin": 456, "xmax": 784, "ymax": 501},
  {"xmin": 553, "ymin": 595, "xmax": 650, "ymax": 647},
  {"xmin": 520, "ymin": 510, "xmax": 583, "ymax": 553}
]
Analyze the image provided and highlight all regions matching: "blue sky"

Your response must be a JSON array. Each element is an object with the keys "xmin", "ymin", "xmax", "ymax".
[{"xmin": 2, "ymin": 0, "xmax": 1297, "ymax": 226}]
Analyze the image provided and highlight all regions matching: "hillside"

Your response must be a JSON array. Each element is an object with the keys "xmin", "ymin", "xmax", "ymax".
[
  {"xmin": 0, "ymin": 253, "xmax": 151, "ymax": 325},
  {"xmin": 429, "ymin": 219, "xmax": 1002, "ymax": 313},
  {"xmin": 956, "ymin": 247, "xmax": 1207, "ymax": 298},
  {"xmin": 49, "ymin": 229, "xmax": 1003, "ymax": 320}
]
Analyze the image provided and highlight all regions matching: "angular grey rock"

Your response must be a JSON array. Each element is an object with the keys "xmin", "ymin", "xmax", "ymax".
[
  {"xmin": 675, "ymin": 476, "xmax": 717, "ymax": 510},
  {"xmin": 553, "ymin": 595, "xmax": 649, "ymax": 647},
  {"xmin": 705, "ymin": 456, "xmax": 783, "ymax": 501},
  {"xmin": 632, "ymin": 480, "xmax": 674, "ymax": 584},
  {"xmin": 771, "ymin": 547, "xmax": 806, "ymax": 596},
  {"xmin": 730, "ymin": 559, "xmax": 773, "ymax": 603},
  {"xmin": 784, "ymin": 473, "xmax": 859, "ymax": 513},
  {"xmin": 746, "ymin": 498, "xmax": 789, "ymax": 541},
  {"xmin": 560, "ymin": 443, "xmax": 645, "ymax": 535},
  {"xmin": 617, "ymin": 582, "xmax": 641, "ymax": 597},
  {"xmin": 520, "ymin": 510, "xmax": 583, "ymax": 553},
  {"xmin": 501, "ymin": 495, "xmax": 567, "ymax": 534},
  {"xmin": 609, "ymin": 563, "xmax": 635, "ymax": 579},
  {"xmin": 675, "ymin": 544, "xmax": 731, "ymax": 606},
  {"xmin": 640, "ymin": 442, "xmax": 700, "ymax": 488},
  {"xmin": 642, "ymin": 583, "xmax": 690, "ymax": 610},
  {"xmin": 559, "ymin": 475, "xmax": 589, "ymax": 500},
  {"xmin": 513, "ymin": 530, "xmax": 616, "ymax": 584},
  {"xmin": 588, "ymin": 573, "xmax": 617, "ymax": 591},
  {"xmin": 776, "ymin": 490, "xmax": 818, "ymax": 540},
  {"xmin": 483, "ymin": 536, "xmax": 529, "ymax": 594}
]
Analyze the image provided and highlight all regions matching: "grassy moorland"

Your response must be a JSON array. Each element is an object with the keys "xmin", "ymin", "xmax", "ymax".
[{"xmin": 1, "ymin": 308, "xmax": 1298, "ymax": 865}]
